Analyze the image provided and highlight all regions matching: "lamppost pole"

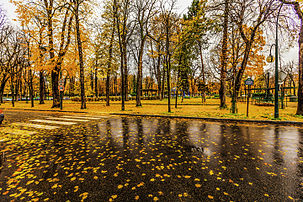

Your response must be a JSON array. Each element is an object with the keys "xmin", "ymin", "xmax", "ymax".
[{"xmin": 274, "ymin": 3, "xmax": 284, "ymax": 119}]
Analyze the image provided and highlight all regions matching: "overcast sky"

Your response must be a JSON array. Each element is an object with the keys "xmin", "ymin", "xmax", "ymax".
[{"xmin": 1, "ymin": 0, "xmax": 191, "ymax": 22}]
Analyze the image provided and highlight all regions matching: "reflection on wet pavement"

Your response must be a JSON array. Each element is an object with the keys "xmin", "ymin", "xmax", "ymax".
[{"xmin": 1, "ymin": 116, "xmax": 303, "ymax": 201}]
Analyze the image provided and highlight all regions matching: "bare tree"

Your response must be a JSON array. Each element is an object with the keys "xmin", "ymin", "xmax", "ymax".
[
  {"xmin": 40, "ymin": 0, "xmax": 74, "ymax": 108},
  {"xmin": 0, "ymin": 28, "xmax": 26, "ymax": 106},
  {"xmin": 160, "ymin": 0, "xmax": 177, "ymax": 113},
  {"xmin": 279, "ymin": 0, "xmax": 303, "ymax": 115},
  {"xmin": 133, "ymin": 0, "xmax": 158, "ymax": 107},
  {"xmin": 219, "ymin": 0, "xmax": 229, "ymax": 109},
  {"xmin": 113, "ymin": 0, "xmax": 134, "ymax": 111},
  {"xmin": 69, "ymin": 0, "xmax": 88, "ymax": 109},
  {"xmin": 230, "ymin": 0, "xmax": 278, "ymax": 113}
]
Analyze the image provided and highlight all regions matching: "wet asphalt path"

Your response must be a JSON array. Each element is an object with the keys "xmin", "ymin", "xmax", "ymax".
[{"xmin": 0, "ymin": 113, "xmax": 302, "ymax": 201}]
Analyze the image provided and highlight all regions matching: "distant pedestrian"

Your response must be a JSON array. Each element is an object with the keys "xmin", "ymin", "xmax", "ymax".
[{"xmin": 0, "ymin": 110, "xmax": 4, "ymax": 124}]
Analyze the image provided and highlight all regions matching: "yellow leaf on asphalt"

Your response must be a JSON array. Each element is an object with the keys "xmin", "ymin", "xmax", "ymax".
[
  {"xmin": 195, "ymin": 184, "xmax": 202, "ymax": 188},
  {"xmin": 137, "ymin": 182, "xmax": 144, "ymax": 187},
  {"xmin": 208, "ymin": 195, "xmax": 214, "ymax": 199},
  {"xmin": 153, "ymin": 196, "xmax": 159, "ymax": 201},
  {"xmin": 26, "ymin": 180, "xmax": 34, "ymax": 185},
  {"xmin": 74, "ymin": 186, "xmax": 79, "ymax": 192},
  {"xmin": 117, "ymin": 185, "xmax": 123, "ymax": 189}
]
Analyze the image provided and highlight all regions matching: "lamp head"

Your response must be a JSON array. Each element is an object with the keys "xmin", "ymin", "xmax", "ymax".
[{"xmin": 266, "ymin": 55, "xmax": 274, "ymax": 63}]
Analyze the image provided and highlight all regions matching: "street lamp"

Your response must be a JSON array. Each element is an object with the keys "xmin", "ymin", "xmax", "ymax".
[{"xmin": 267, "ymin": 3, "xmax": 284, "ymax": 119}]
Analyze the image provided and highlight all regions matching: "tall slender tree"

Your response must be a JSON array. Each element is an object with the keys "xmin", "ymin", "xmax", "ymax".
[
  {"xmin": 70, "ymin": 0, "xmax": 87, "ymax": 109},
  {"xmin": 219, "ymin": 0, "xmax": 229, "ymax": 109},
  {"xmin": 279, "ymin": 0, "xmax": 303, "ymax": 115},
  {"xmin": 134, "ymin": 0, "xmax": 158, "ymax": 107}
]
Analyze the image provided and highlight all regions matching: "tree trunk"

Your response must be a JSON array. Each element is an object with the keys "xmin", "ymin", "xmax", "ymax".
[
  {"xmin": 19, "ymin": 77, "xmax": 23, "ymax": 101},
  {"xmin": 11, "ymin": 66, "xmax": 15, "ymax": 107},
  {"xmin": 106, "ymin": 25, "xmax": 115, "ymax": 106},
  {"xmin": 90, "ymin": 71, "xmax": 94, "ymax": 93},
  {"xmin": 136, "ymin": 40, "xmax": 145, "ymax": 107},
  {"xmin": 69, "ymin": 76, "xmax": 75, "ymax": 97},
  {"xmin": 15, "ymin": 76, "xmax": 20, "ymax": 102},
  {"xmin": 166, "ymin": 19, "xmax": 171, "ymax": 113},
  {"xmin": 175, "ymin": 85, "xmax": 178, "ymax": 108},
  {"xmin": 95, "ymin": 68, "xmax": 98, "ymax": 97},
  {"xmin": 124, "ymin": 61, "xmax": 128, "ymax": 101},
  {"xmin": 114, "ymin": 76, "xmax": 117, "ymax": 96},
  {"xmin": 122, "ymin": 39, "xmax": 128, "ymax": 105},
  {"xmin": 167, "ymin": 61, "xmax": 171, "ymax": 113},
  {"xmin": 121, "ymin": 57, "xmax": 125, "ymax": 110},
  {"xmin": 29, "ymin": 69, "xmax": 34, "ymax": 107},
  {"xmin": 198, "ymin": 41, "xmax": 206, "ymax": 103},
  {"xmin": 161, "ymin": 67, "xmax": 165, "ymax": 101},
  {"xmin": 39, "ymin": 71, "xmax": 45, "ymax": 104},
  {"xmin": 45, "ymin": 1, "xmax": 58, "ymax": 108},
  {"xmin": 219, "ymin": 0, "xmax": 229, "ymax": 109},
  {"xmin": 293, "ymin": 79, "xmax": 296, "ymax": 96},
  {"xmin": 175, "ymin": 50, "xmax": 183, "ymax": 109},
  {"xmin": 51, "ymin": 69, "xmax": 60, "ymax": 108},
  {"xmin": 0, "ymin": 75, "xmax": 8, "ymax": 104},
  {"xmin": 297, "ymin": 23, "xmax": 303, "ymax": 115},
  {"xmin": 232, "ymin": 42, "xmax": 253, "ymax": 113},
  {"xmin": 156, "ymin": 54, "xmax": 162, "ymax": 100},
  {"xmin": 75, "ymin": 9, "xmax": 86, "ymax": 109}
]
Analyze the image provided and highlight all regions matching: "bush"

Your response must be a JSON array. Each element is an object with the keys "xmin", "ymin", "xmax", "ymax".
[{"xmin": 252, "ymin": 93, "xmax": 273, "ymax": 99}]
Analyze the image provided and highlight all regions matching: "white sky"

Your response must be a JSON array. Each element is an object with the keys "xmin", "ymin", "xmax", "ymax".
[
  {"xmin": 1, "ymin": 0, "xmax": 17, "ymax": 22},
  {"xmin": 0, "ymin": 0, "xmax": 191, "ymax": 22},
  {"xmin": 0, "ymin": 0, "xmax": 298, "ymax": 69}
]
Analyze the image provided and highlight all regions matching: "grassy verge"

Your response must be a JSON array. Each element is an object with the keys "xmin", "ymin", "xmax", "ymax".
[{"xmin": 1, "ymin": 98, "xmax": 302, "ymax": 122}]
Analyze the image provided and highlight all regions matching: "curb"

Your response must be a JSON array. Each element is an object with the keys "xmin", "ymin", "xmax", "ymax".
[
  {"xmin": 110, "ymin": 113, "xmax": 303, "ymax": 126},
  {"xmin": 3, "ymin": 108, "xmax": 88, "ymax": 114}
]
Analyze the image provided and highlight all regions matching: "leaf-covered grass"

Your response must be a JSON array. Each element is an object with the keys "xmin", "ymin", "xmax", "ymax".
[{"xmin": 1, "ymin": 98, "xmax": 302, "ymax": 122}]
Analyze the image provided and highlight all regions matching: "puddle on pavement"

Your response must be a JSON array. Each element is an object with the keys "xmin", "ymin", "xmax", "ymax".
[{"xmin": 1, "ymin": 116, "xmax": 303, "ymax": 201}]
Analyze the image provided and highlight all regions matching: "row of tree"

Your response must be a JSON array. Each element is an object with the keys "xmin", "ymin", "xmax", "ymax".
[{"xmin": 0, "ymin": 0, "xmax": 303, "ymax": 115}]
